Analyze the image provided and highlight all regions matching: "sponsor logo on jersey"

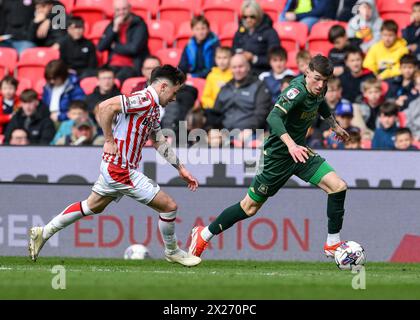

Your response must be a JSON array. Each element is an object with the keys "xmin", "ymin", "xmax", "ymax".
[{"xmin": 286, "ymin": 88, "xmax": 300, "ymax": 100}]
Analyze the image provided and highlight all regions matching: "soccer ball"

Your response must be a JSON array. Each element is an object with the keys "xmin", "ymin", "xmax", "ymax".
[
  {"xmin": 334, "ymin": 241, "xmax": 366, "ymax": 271},
  {"xmin": 124, "ymin": 244, "xmax": 150, "ymax": 260}
]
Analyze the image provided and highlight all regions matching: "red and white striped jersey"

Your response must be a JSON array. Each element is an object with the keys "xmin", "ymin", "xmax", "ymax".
[{"xmin": 102, "ymin": 86, "xmax": 161, "ymax": 170}]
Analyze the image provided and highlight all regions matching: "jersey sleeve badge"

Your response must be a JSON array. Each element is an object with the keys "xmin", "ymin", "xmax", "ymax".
[{"xmin": 286, "ymin": 88, "xmax": 300, "ymax": 100}]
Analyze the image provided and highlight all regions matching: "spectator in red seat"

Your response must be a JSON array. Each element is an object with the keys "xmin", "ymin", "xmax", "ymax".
[
  {"xmin": 58, "ymin": 16, "xmax": 98, "ymax": 79},
  {"xmin": 0, "ymin": 0, "xmax": 35, "ymax": 54},
  {"xmin": 280, "ymin": 0, "xmax": 332, "ymax": 31},
  {"xmin": 29, "ymin": 0, "xmax": 67, "ymax": 48},
  {"xmin": 0, "ymin": 76, "xmax": 20, "ymax": 135},
  {"xmin": 233, "ymin": 0, "xmax": 280, "ymax": 76},
  {"xmin": 372, "ymin": 102, "xmax": 399, "ymax": 150},
  {"xmin": 402, "ymin": 1, "xmax": 420, "ymax": 62},
  {"xmin": 178, "ymin": 15, "xmax": 219, "ymax": 79},
  {"xmin": 386, "ymin": 54, "xmax": 418, "ymax": 111},
  {"xmin": 339, "ymin": 46, "xmax": 375, "ymax": 103},
  {"xmin": 131, "ymin": 56, "xmax": 161, "ymax": 92},
  {"xmin": 85, "ymin": 67, "xmax": 121, "ymax": 112},
  {"xmin": 5, "ymin": 89, "xmax": 55, "ymax": 145},
  {"xmin": 42, "ymin": 59, "xmax": 86, "ymax": 123},
  {"xmin": 394, "ymin": 127, "xmax": 418, "ymax": 150},
  {"xmin": 347, "ymin": 0, "xmax": 382, "ymax": 53},
  {"xmin": 8, "ymin": 128, "xmax": 30, "ymax": 146},
  {"xmin": 97, "ymin": 0, "xmax": 149, "ymax": 83}
]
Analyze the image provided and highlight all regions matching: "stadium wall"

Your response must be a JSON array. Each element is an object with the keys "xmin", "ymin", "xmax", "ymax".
[
  {"xmin": 1, "ymin": 184, "xmax": 419, "ymax": 262},
  {"xmin": 1, "ymin": 146, "xmax": 420, "ymax": 189}
]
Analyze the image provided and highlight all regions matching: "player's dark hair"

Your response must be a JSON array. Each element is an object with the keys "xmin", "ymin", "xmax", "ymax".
[
  {"xmin": 268, "ymin": 46, "xmax": 287, "ymax": 61},
  {"xmin": 379, "ymin": 102, "xmax": 398, "ymax": 116},
  {"xmin": 308, "ymin": 54, "xmax": 334, "ymax": 77},
  {"xmin": 67, "ymin": 16, "xmax": 84, "ymax": 28},
  {"xmin": 381, "ymin": 20, "xmax": 399, "ymax": 34},
  {"xmin": 45, "ymin": 59, "xmax": 69, "ymax": 82},
  {"xmin": 150, "ymin": 65, "xmax": 186, "ymax": 86},
  {"xmin": 400, "ymin": 54, "xmax": 418, "ymax": 66},
  {"xmin": 20, "ymin": 89, "xmax": 38, "ymax": 102},
  {"xmin": 0, "ymin": 75, "xmax": 18, "ymax": 89},
  {"xmin": 328, "ymin": 25, "xmax": 346, "ymax": 44},
  {"xmin": 344, "ymin": 45, "xmax": 363, "ymax": 61},
  {"xmin": 396, "ymin": 127, "xmax": 413, "ymax": 137},
  {"xmin": 69, "ymin": 100, "xmax": 88, "ymax": 111}
]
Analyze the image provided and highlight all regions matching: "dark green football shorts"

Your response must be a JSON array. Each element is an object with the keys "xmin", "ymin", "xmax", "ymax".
[{"xmin": 248, "ymin": 149, "xmax": 335, "ymax": 203}]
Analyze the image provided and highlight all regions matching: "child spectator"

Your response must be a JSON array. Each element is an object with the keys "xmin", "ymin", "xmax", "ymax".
[
  {"xmin": 259, "ymin": 46, "xmax": 295, "ymax": 103},
  {"xmin": 339, "ymin": 46, "xmax": 375, "ymax": 103},
  {"xmin": 0, "ymin": 76, "xmax": 20, "ymax": 135},
  {"xmin": 363, "ymin": 20, "xmax": 409, "ymax": 80},
  {"xmin": 296, "ymin": 50, "xmax": 311, "ymax": 75},
  {"xmin": 179, "ymin": 15, "xmax": 219, "ymax": 79},
  {"xmin": 328, "ymin": 25, "xmax": 351, "ymax": 76},
  {"xmin": 59, "ymin": 16, "xmax": 97, "ymax": 79},
  {"xmin": 131, "ymin": 56, "xmax": 162, "ymax": 92},
  {"xmin": 325, "ymin": 103, "xmax": 359, "ymax": 149},
  {"xmin": 281, "ymin": 75, "xmax": 295, "ymax": 91},
  {"xmin": 5, "ymin": 89, "xmax": 55, "ymax": 145},
  {"xmin": 402, "ymin": 1, "xmax": 420, "ymax": 61},
  {"xmin": 85, "ymin": 67, "xmax": 121, "ymax": 112},
  {"xmin": 347, "ymin": 0, "xmax": 382, "ymax": 53},
  {"xmin": 201, "ymin": 47, "xmax": 233, "ymax": 109},
  {"xmin": 344, "ymin": 129, "xmax": 362, "ymax": 149},
  {"xmin": 42, "ymin": 59, "xmax": 86, "ymax": 123},
  {"xmin": 386, "ymin": 54, "xmax": 418, "ymax": 110},
  {"xmin": 353, "ymin": 78, "xmax": 384, "ymax": 132},
  {"xmin": 394, "ymin": 127, "xmax": 417, "ymax": 150},
  {"xmin": 372, "ymin": 102, "xmax": 399, "ymax": 150},
  {"xmin": 8, "ymin": 128, "xmax": 30, "ymax": 146},
  {"xmin": 51, "ymin": 100, "xmax": 90, "ymax": 145}
]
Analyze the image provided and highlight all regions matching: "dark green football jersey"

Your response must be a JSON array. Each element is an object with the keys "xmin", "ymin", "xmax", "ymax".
[{"xmin": 263, "ymin": 75, "xmax": 332, "ymax": 157}]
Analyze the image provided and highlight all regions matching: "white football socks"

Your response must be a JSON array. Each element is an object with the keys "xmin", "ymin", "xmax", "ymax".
[
  {"xmin": 43, "ymin": 200, "xmax": 94, "ymax": 240},
  {"xmin": 158, "ymin": 211, "xmax": 178, "ymax": 253},
  {"xmin": 327, "ymin": 233, "xmax": 341, "ymax": 246},
  {"xmin": 201, "ymin": 226, "xmax": 214, "ymax": 242}
]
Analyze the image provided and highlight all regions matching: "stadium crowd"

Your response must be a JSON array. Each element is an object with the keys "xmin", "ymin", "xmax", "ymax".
[{"xmin": 0, "ymin": 0, "xmax": 419, "ymax": 150}]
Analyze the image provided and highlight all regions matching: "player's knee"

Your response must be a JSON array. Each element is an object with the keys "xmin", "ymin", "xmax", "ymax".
[
  {"xmin": 164, "ymin": 200, "xmax": 178, "ymax": 213},
  {"xmin": 241, "ymin": 202, "xmax": 260, "ymax": 217},
  {"xmin": 334, "ymin": 179, "xmax": 348, "ymax": 193}
]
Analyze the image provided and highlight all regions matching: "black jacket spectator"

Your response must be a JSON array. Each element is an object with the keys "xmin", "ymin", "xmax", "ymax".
[
  {"xmin": 233, "ymin": 14, "xmax": 280, "ymax": 75},
  {"xmin": 29, "ymin": 8, "xmax": 67, "ymax": 46},
  {"xmin": 5, "ymin": 104, "xmax": 55, "ymax": 145},
  {"xmin": 402, "ymin": 22, "xmax": 420, "ymax": 61},
  {"xmin": 335, "ymin": 0, "xmax": 358, "ymax": 21},
  {"xmin": 212, "ymin": 74, "xmax": 272, "ymax": 130},
  {"xmin": 0, "ymin": 0, "xmax": 35, "ymax": 41},
  {"xmin": 339, "ymin": 68, "xmax": 376, "ymax": 103},
  {"xmin": 59, "ymin": 35, "xmax": 97, "ymax": 77},
  {"xmin": 85, "ymin": 85, "xmax": 121, "ymax": 112},
  {"xmin": 98, "ymin": 14, "xmax": 149, "ymax": 73}
]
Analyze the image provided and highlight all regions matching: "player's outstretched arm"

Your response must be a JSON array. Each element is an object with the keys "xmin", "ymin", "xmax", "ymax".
[
  {"xmin": 98, "ymin": 96, "xmax": 122, "ymax": 157},
  {"xmin": 150, "ymin": 128, "xmax": 198, "ymax": 192}
]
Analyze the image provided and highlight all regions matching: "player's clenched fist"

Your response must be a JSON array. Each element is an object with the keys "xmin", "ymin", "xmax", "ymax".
[{"xmin": 103, "ymin": 140, "xmax": 120, "ymax": 157}]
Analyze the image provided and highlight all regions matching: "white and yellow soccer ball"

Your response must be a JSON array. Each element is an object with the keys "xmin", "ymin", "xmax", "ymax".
[
  {"xmin": 334, "ymin": 241, "xmax": 366, "ymax": 270},
  {"xmin": 124, "ymin": 244, "xmax": 150, "ymax": 260}
]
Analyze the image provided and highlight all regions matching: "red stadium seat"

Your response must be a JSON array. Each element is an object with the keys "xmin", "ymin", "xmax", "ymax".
[
  {"xmin": 80, "ymin": 76, "xmax": 121, "ymax": 95},
  {"xmin": 121, "ymin": 77, "xmax": 147, "ymax": 95},
  {"xmin": 71, "ymin": 7, "xmax": 107, "ymax": 34},
  {"xmin": 286, "ymin": 50, "xmax": 299, "ymax": 74},
  {"xmin": 156, "ymin": 48, "xmax": 183, "ymax": 66},
  {"xmin": 0, "ymin": 47, "xmax": 18, "ymax": 77},
  {"xmin": 128, "ymin": 0, "xmax": 160, "ymax": 19},
  {"xmin": 203, "ymin": 0, "xmax": 240, "ymax": 33},
  {"xmin": 147, "ymin": 20, "xmax": 175, "ymax": 54},
  {"xmin": 257, "ymin": 0, "xmax": 287, "ymax": 22},
  {"xmin": 174, "ymin": 22, "xmax": 193, "ymax": 49},
  {"xmin": 17, "ymin": 47, "xmax": 60, "ymax": 85},
  {"xmin": 219, "ymin": 22, "xmax": 238, "ymax": 47},
  {"xmin": 381, "ymin": 12, "xmax": 412, "ymax": 31},
  {"xmin": 87, "ymin": 20, "xmax": 111, "ymax": 45},
  {"xmin": 185, "ymin": 76, "xmax": 206, "ymax": 101},
  {"xmin": 376, "ymin": 0, "xmax": 414, "ymax": 14},
  {"xmin": 35, "ymin": 78, "xmax": 47, "ymax": 97},
  {"xmin": 274, "ymin": 22, "xmax": 308, "ymax": 51},
  {"xmin": 307, "ymin": 21, "xmax": 347, "ymax": 56},
  {"xmin": 0, "ymin": 134, "xmax": 4, "ymax": 145},
  {"xmin": 74, "ymin": 0, "xmax": 114, "ymax": 17},
  {"xmin": 59, "ymin": 0, "xmax": 75, "ymax": 13},
  {"xmin": 16, "ymin": 78, "xmax": 32, "ymax": 96},
  {"xmin": 158, "ymin": 0, "xmax": 194, "ymax": 34}
]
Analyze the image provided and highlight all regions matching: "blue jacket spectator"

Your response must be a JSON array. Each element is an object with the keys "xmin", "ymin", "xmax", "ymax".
[
  {"xmin": 42, "ymin": 60, "xmax": 85, "ymax": 123},
  {"xmin": 372, "ymin": 102, "xmax": 399, "ymax": 150},
  {"xmin": 178, "ymin": 20, "xmax": 219, "ymax": 79},
  {"xmin": 234, "ymin": 2, "xmax": 280, "ymax": 75}
]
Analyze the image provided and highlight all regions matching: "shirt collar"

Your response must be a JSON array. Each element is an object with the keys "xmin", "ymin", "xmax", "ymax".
[{"xmin": 147, "ymin": 86, "xmax": 160, "ymax": 105}]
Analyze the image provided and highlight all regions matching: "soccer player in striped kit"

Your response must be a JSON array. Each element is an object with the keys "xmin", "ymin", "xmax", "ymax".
[{"xmin": 29, "ymin": 65, "xmax": 201, "ymax": 267}]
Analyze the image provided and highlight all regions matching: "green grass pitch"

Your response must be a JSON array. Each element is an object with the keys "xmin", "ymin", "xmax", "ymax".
[{"xmin": 1, "ymin": 257, "xmax": 420, "ymax": 299}]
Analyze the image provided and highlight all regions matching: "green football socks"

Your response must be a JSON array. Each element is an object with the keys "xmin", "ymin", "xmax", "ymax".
[{"xmin": 208, "ymin": 202, "xmax": 249, "ymax": 235}]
